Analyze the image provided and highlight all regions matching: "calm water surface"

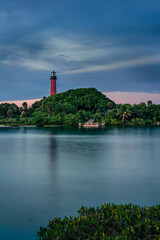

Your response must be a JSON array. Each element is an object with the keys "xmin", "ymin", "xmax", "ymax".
[{"xmin": 0, "ymin": 127, "xmax": 160, "ymax": 239}]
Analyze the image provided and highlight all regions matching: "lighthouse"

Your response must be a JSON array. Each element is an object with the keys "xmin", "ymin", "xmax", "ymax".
[{"xmin": 50, "ymin": 71, "xmax": 57, "ymax": 95}]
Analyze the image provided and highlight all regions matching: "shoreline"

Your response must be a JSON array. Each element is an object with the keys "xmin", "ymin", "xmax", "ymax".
[
  {"xmin": 0, "ymin": 125, "xmax": 36, "ymax": 128},
  {"xmin": 0, "ymin": 125, "xmax": 61, "ymax": 128},
  {"xmin": 0, "ymin": 124, "xmax": 159, "ymax": 128}
]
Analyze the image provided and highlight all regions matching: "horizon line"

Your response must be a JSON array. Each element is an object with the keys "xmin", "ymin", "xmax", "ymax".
[{"xmin": 0, "ymin": 91, "xmax": 159, "ymax": 106}]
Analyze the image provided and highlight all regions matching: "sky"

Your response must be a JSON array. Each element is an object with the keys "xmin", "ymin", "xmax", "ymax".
[{"xmin": 0, "ymin": 0, "xmax": 160, "ymax": 102}]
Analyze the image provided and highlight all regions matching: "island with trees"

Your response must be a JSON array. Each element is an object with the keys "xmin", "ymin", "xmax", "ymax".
[{"xmin": 0, "ymin": 88, "xmax": 160, "ymax": 127}]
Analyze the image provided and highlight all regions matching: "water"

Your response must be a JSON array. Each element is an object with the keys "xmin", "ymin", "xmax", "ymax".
[{"xmin": 0, "ymin": 126, "xmax": 160, "ymax": 240}]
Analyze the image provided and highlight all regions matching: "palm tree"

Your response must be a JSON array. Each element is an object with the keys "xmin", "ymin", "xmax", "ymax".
[
  {"xmin": 7, "ymin": 109, "xmax": 13, "ymax": 118},
  {"xmin": 22, "ymin": 102, "xmax": 28, "ymax": 110},
  {"xmin": 46, "ymin": 102, "xmax": 53, "ymax": 116},
  {"xmin": 116, "ymin": 108, "xmax": 132, "ymax": 123},
  {"xmin": 21, "ymin": 111, "xmax": 27, "ymax": 118}
]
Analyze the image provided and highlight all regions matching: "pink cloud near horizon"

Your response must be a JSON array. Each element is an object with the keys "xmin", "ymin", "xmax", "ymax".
[
  {"xmin": 104, "ymin": 92, "xmax": 160, "ymax": 105},
  {"xmin": 0, "ymin": 99, "xmax": 41, "ymax": 107},
  {"xmin": 0, "ymin": 92, "xmax": 160, "ymax": 107}
]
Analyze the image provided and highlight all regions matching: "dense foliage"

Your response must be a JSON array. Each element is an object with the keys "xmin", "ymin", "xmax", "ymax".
[
  {"xmin": 104, "ymin": 102, "xmax": 160, "ymax": 126},
  {"xmin": 0, "ymin": 88, "xmax": 115, "ymax": 126},
  {"xmin": 0, "ymin": 88, "xmax": 160, "ymax": 126},
  {"xmin": 40, "ymin": 88, "xmax": 115, "ymax": 126},
  {"xmin": 0, "ymin": 99, "xmax": 43, "ymax": 126},
  {"xmin": 37, "ymin": 203, "xmax": 160, "ymax": 239}
]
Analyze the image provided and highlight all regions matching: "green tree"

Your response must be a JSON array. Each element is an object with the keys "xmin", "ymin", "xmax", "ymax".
[
  {"xmin": 94, "ymin": 112, "xmax": 102, "ymax": 123},
  {"xmin": 28, "ymin": 107, "xmax": 34, "ymax": 115},
  {"xmin": 7, "ymin": 109, "xmax": 13, "ymax": 118},
  {"xmin": 46, "ymin": 102, "xmax": 53, "ymax": 116},
  {"xmin": 116, "ymin": 107, "xmax": 132, "ymax": 123},
  {"xmin": 64, "ymin": 114, "xmax": 77, "ymax": 126},
  {"xmin": 147, "ymin": 100, "xmax": 152, "ymax": 107},
  {"xmin": 22, "ymin": 102, "xmax": 28, "ymax": 110},
  {"xmin": 21, "ymin": 111, "xmax": 27, "ymax": 118},
  {"xmin": 107, "ymin": 101, "xmax": 113, "ymax": 109}
]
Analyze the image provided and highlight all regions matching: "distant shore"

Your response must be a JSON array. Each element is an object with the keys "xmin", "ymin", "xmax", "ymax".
[
  {"xmin": 0, "ymin": 124, "xmax": 61, "ymax": 128},
  {"xmin": 0, "ymin": 125, "xmax": 36, "ymax": 127},
  {"xmin": 0, "ymin": 88, "xmax": 159, "ymax": 127},
  {"xmin": 0, "ymin": 124, "xmax": 159, "ymax": 128}
]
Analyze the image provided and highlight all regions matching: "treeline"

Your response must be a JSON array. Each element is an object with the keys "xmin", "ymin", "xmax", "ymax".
[
  {"xmin": 105, "ymin": 101, "xmax": 160, "ymax": 126},
  {"xmin": 0, "ymin": 88, "xmax": 159, "ymax": 126},
  {"xmin": 0, "ymin": 99, "xmax": 44, "ymax": 126}
]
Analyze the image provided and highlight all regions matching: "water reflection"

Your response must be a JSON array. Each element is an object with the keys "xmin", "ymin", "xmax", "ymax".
[
  {"xmin": 0, "ymin": 127, "xmax": 160, "ymax": 240},
  {"xmin": 49, "ymin": 135, "xmax": 57, "ymax": 163}
]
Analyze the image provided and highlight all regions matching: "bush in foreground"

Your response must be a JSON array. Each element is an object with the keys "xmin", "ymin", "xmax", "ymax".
[{"xmin": 37, "ymin": 203, "xmax": 160, "ymax": 239}]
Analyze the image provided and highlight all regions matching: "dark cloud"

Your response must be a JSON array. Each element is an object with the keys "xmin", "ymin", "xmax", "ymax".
[{"xmin": 0, "ymin": 0, "xmax": 160, "ymax": 100}]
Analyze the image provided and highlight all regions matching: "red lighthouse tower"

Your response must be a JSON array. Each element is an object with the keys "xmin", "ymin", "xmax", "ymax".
[{"xmin": 50, "ymin": 71, "xmax": 57, "ymax": 95}]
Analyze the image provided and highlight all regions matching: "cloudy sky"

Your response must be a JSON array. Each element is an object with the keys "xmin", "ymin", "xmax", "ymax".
[{"xmin": 0, "ymin": 0, "xmax": 160, "ymax": 101}]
